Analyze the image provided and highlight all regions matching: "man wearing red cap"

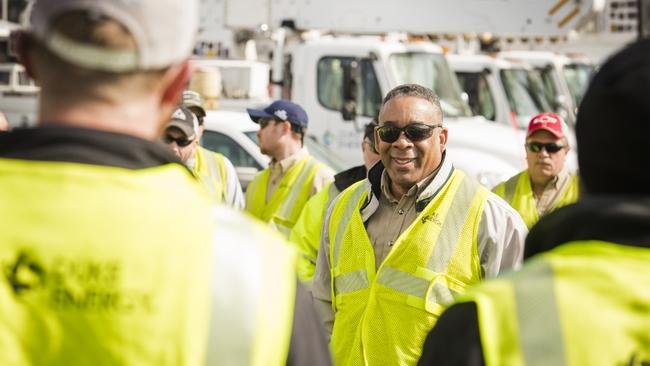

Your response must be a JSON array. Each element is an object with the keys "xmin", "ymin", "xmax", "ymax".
[{"xmin": 493, "ymin": 112, "xmax": 579, "ymax": 228}]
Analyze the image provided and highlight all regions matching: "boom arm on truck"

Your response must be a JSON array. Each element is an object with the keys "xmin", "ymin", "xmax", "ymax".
[{"xmin": 221, "ymin": 0, "xmax": 604, "ymax": 37}]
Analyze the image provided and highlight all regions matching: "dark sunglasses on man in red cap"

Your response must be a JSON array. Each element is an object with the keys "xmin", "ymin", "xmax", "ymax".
[{"xmin": 525, "ymin": 141, "xmax": 566, "ymax": 154}]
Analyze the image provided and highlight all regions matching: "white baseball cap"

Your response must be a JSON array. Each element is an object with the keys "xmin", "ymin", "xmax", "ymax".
[{"xmin": 30, "ymin": 0, "xmax": 198, "ymax": 72}]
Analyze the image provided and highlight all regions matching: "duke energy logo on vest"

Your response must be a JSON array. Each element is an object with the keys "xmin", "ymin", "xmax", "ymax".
[{"xmin": 4, "ymin": 250, "xmax": 154, "ymax": 313}]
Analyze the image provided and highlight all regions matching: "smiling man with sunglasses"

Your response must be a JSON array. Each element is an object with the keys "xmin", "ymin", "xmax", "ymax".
[
  {"xmin": 493, "ymin": 112, "xmax": 580, "ymax": 228},
  {"xmin": 312, "ymin": 84, "xmax": 526, "ymax": 365}
]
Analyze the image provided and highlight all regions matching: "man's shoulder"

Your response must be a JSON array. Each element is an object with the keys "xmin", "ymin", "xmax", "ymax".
[
  {"xmin": 198, "ymin": 146, "xmax": 227, "ymax": 162},
  {"xmin": 305, "ymin": 154, "xmax": 334, "ymax": 174},
  {"xmin": 495, "ymin": 170, "xmax": 526, "ymax": 188},
  {"xmin": 526, "ymin": 196, "xmax": 650, "ymax": 259},
  {"xmin": 0, "ymin": 126, "xmax": 181, "ymax": 169}
]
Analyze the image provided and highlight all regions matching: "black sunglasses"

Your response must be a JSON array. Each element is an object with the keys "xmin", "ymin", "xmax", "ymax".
[
  {"xmin": 259, "ymin": 118, "xmax": 281, "ymax": 129},
  {"xmin": 163, "ymin": 134, "xmax": 193, "ymax": 147},
  {"xmin": 526, "ymin": 141, "xmax": 566, "ymax": 154},
  {"xmin": 376, "ymin": 123, "xmax": 443, "ymax": 143}
]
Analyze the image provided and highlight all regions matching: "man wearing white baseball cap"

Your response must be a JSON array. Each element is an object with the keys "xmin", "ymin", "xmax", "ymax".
[
  {"xmin": 0, "ymin": 1, "xmax": 330, "ymax": 365},
  {"xmin": 493, "ymin": 112, "xmax": 580, "ymax": 228}
]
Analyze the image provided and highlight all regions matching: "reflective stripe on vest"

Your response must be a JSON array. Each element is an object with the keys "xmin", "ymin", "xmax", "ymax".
[
  {"xmin": 195, "ymin": 147, "xmax": 226, "ymax": 203},
  {"xmin": 328, "ymin": 169, "xmax": 489, "ymax": 366},
  {"xmin": 457, "ymin": 242, "xmax": 650, "ymax": 366},
  {"xmin": 275, "ymin": 159, "xmax": 319, "ymax": 223},
  {"xmin": 513, "ymin": 261, "xmax": 566, "ymax": 365},
  {"xmin": 326, "ymin": 182, "xmax": 339, "ymax": 207},
  {"xmin": 503, "ymin": 173, "xmax": 519, "ymax": 204},
  {"xmin": 207, "ymin": 209, "xmax": 297, "ymax": 366},
  {"xmin": 246, "ymin": 156, "xmax": 323, "ymax": 237}
]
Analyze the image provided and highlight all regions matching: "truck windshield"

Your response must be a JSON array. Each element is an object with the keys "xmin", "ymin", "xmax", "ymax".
[
  {"xmin": 563, "ymin": 63, "xmax": 594, "ymax": 108},
  {"xmin": 389, "ymin": 52, "xmax": 471, "ymax": 118},
  {"xmin": 536, "ymin": 66, "xmax": 559, "ymax": 111},
  {"xmin": 500, "ymin": 68, "xmax": 553, "ymax": 129}
]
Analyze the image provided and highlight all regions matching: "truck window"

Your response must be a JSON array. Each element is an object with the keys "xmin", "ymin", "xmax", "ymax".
[
  {"xmin": 317, "ymin": 57, "xmax": 381, "ymax": 118},
  {"xmin": 563, "ymin": 63, "xmax": 594, "ymax": 108},
  {"xmin": 455, "ymin": 72, "xmax": 496, "ymax": 121},
  {"xmin": 500, "ymin": 68, "xmax": 553, "ymax": 128},
  {"xmin": 389, "ymin": 52, "xmax": 472, "ymax": 118},
  {"xmin": 537, "ymin": 66, "xmax": 559, "ymax": 109},
  {"xmin": 0, "ymin": 70, "xmax": 10, "ymax": 86},
  {"xmin": 201, "ymin": 131, "xmax": 263, "ymax": 170},
  {"xmin": 18, "ymin": 71, "xmax": 34, "ymax": 87}
]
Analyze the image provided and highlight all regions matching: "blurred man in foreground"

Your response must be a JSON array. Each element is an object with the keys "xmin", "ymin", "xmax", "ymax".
[{"xmin": 0, "ymin": 0, "xmax": 330, "ymax": 364}]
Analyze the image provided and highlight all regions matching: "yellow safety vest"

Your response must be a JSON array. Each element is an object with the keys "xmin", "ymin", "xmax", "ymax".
[
  {"xmin": 0, "ymin": 158, "xmax": 214, "ymax": 365},
  {"xmin": 328, "ymin": 170, "xmax": 489, "ymax": 366},
  {"xmin": 290, "ymin": 182, "xmax": 340, "ymax": 282},
  {"xmin": 194, "ymin": 146, "xmax": 228, "ymax": 203},
  {"xmin": 493, "ymin": 171, "xmax": 579, "ymax": 228},
  {"xmin": 245, "ymin": 155, "xmax": 326, "ymax": 237},
  {"xmin": 454, "ymin": 241, "xmax": 650, "ymax": 366},
  {"xmin": 207, "ymin": 207, "xmax": 298, "ymax": 366}
]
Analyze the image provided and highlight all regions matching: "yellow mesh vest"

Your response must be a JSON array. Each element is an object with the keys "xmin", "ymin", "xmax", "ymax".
[
  {"xmin": 494, "ymin": 171, "xmax": 580, "ymax": 228},
  {"xmin": 455, "ymin": 242, "xmax": 650, "ymax": 366},
  {"xmin": 328, "ymin": 170, "xmax": 488, "ymax": 366},
  {"xmin": 245, "ymin": 155, "xmax": 325, "ymax": 237},
  {"xmin": 194, "ymin": 146, "xmax": 227, "ymax": 203},
  {"xmin": 290, "ymin": 182, "xmax": 339, "ymax": 282},
  {"xmin": 0, "ymin": 158, "xmax": 214, "ymax": 365}
]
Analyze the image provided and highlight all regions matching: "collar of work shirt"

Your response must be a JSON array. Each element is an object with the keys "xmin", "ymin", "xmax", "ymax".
[{"xmin": 360, "ymin": 152, "xmax": 454, "ymax": 222}]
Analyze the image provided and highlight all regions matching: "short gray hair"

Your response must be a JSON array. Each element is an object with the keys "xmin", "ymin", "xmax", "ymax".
[{"xmin": 381, "ymin": 84, "xmax": 443, "ymax": 121}]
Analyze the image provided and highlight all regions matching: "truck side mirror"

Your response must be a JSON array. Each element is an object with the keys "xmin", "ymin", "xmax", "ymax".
[
  {"xmin": 341, "ymin": 59, "xmax": 360, "ymax": 121},
  {"xmin": 555, "ymin": 94, "xmax": 570, "ymax": 111}
]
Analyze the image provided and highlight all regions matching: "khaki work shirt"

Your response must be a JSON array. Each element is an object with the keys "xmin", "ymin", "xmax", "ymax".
[
  {"xmin": 534, "ymin": 167, "xmax": 572, "ymax": 216},
  {"xmin": 366, "ymin": 168, "xmax": 438, "ymax": 269}
]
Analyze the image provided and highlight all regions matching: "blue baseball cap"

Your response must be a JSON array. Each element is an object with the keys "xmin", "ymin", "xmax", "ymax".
[{"xmin": 247, "ymin": 99, "xmax": 309, "ymax": 128}]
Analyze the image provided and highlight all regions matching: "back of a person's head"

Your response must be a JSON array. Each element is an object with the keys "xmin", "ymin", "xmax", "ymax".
[
  {"xmin": 576, "ymin": 40, "xmax": 650, "ymax": 195},
  {"xmin": 25, "ymin": 0, "xmax": 198, "ymax": 103}
]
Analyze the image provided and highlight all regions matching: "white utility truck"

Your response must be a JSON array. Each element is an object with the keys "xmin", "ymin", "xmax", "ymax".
[
  {"xmin": 448, "ymin": 54, "xmax": 554, "ymax": 130},
  {"xmin": 499, "ymin": 51, "xmax": 596, "ymax": 127},
  {"xmin": 196, "ymin": 0, "xmax": 604, "ymax": 184}
]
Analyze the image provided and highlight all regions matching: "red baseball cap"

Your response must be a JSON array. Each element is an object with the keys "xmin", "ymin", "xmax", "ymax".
[{"xmin": 526, "ymin": 112, "xmax": 565, "ymax": 139}]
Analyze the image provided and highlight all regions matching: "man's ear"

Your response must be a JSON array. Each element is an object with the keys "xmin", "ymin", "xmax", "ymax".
[
  {"xmin": 154, "ymin": 61, "xmax": 192, "ymax": 136},
  {"xmin": 281, "ymin": 120, "xmax": 293, "ymax": 134},
  {"xmin": 439, "ymin": 126, "xmax": 449, "ymax": 151},
  {"xmin": 160, "ymin": 61, "xmax": 192, "ymax": 114}
]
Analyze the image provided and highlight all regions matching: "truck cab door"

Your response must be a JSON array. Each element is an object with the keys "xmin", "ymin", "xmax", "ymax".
[{"xmin": 291, "ymin": 49, "xmax": 382, "ymax": 167}]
